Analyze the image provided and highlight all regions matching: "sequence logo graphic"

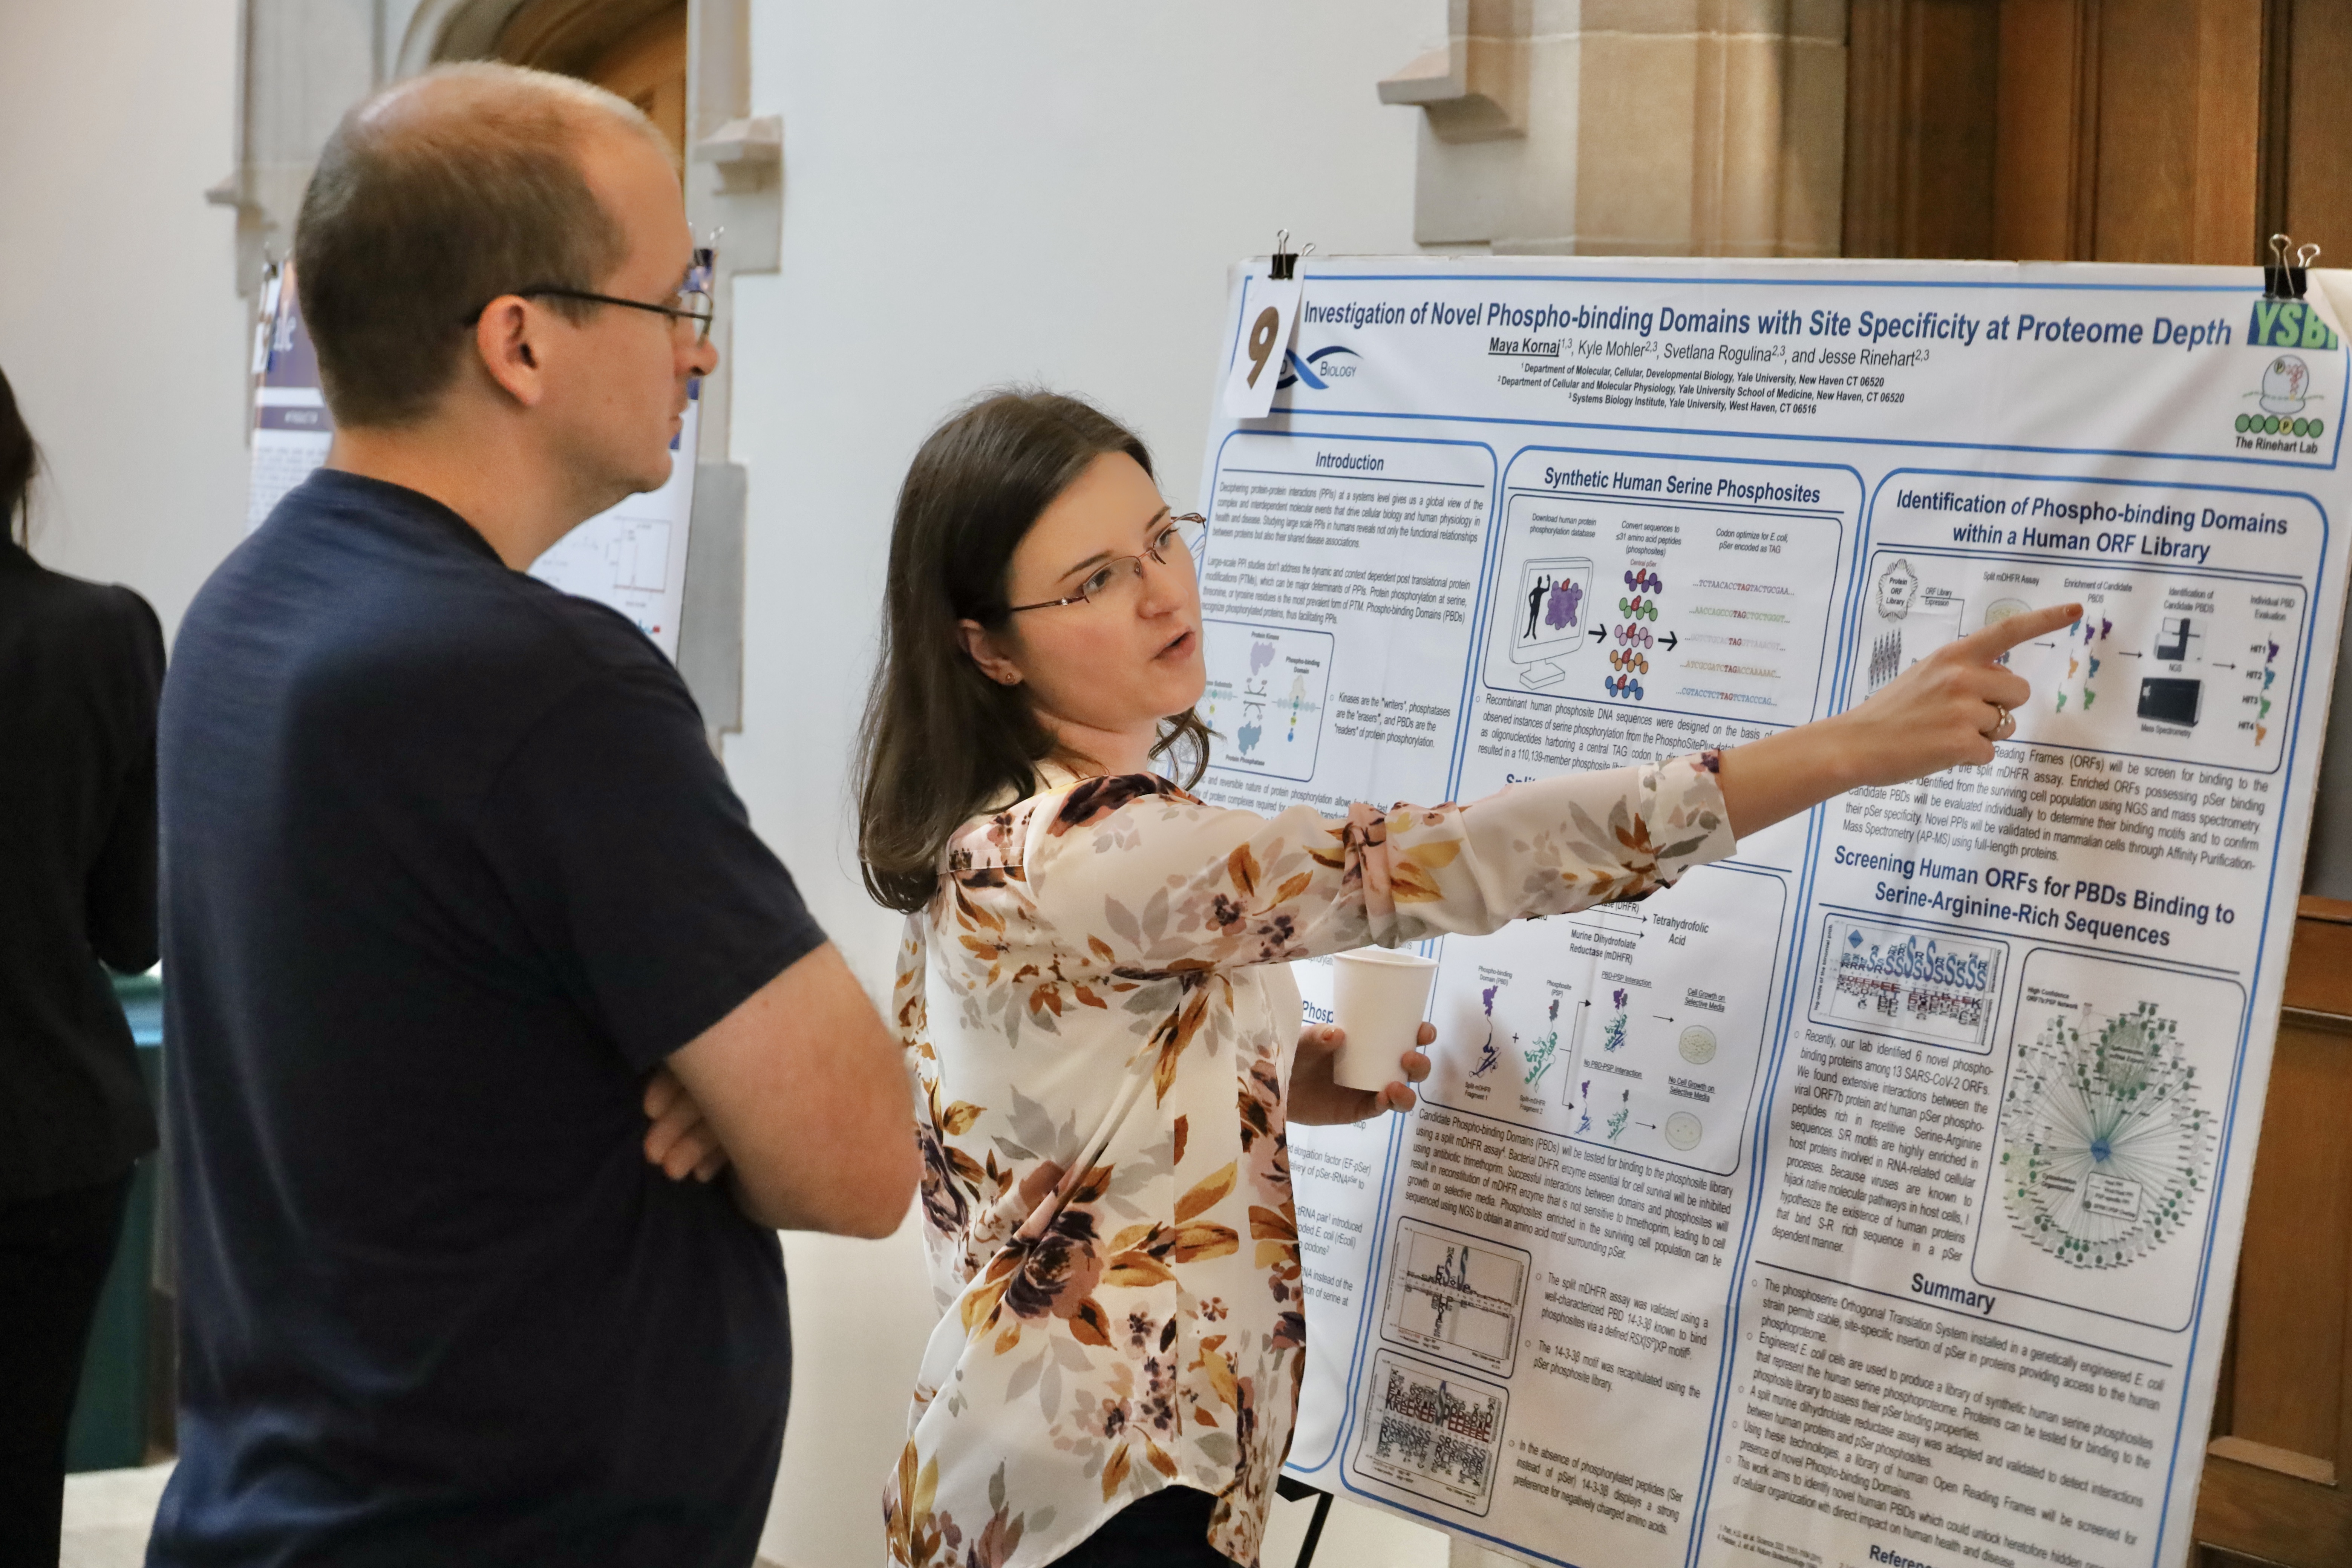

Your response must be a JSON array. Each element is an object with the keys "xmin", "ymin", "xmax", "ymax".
[{"xmin": 1276, "ymin": 344, "xmax": 1362, "ymax": 390}]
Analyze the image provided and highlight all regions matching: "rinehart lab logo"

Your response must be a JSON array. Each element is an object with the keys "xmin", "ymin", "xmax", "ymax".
[
  {"xmin": 1276, "ymin": 344, "xmax": 1361, "ymax": 390},
  {"xmin": 2236, "ymin": 296, "xmax": 2338, "ymax": 452},
  {"xmin": 2236, "ymin": 353, "xmax": 2328, "ymax": 449}
]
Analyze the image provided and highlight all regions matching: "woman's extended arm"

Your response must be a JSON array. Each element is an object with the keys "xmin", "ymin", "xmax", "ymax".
[
  {"xmin": 1013, "ymin": 751, "xmax": 1733, "ymax": 977},
  {"xmin": 1284, "ymin": 601, "xmax": 2079, "ymax": 1125},
  {"xmin": 1715, "ymin": 600, "xmax": 2076, "ymax": 838},
  {"xmin": 1007, "ymin": 602, "xmax": 2079, "ymax": 980}
]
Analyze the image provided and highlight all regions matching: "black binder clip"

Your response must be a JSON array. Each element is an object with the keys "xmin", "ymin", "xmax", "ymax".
[
  {"xmin": 1269, "ymin": 229, "xmax": 1314, "ymax": 281},
  {"xmin": 2266, "ymin": 233, "xmax": 2317, "ymax": 300}
]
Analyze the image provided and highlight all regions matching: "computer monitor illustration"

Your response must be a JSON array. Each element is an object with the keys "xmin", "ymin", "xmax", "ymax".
[{"xmin": 1507, "ymin": 557, "xmax": 1593, "ymax": 688}]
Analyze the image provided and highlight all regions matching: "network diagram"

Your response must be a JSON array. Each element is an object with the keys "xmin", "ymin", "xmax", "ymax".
[
  {"xmin": 1963, "ymin": 952, "xmax": 2241, "ymax": 1329},
  {"xmin": 1996, "ymin": 999, "xmax": 2215, "ymax": 1270}
]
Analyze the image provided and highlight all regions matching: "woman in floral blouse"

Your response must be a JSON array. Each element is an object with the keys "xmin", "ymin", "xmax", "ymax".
[{"xmin": 856, "ymin": 391, "xmax": 2075, "ymax": 1568}]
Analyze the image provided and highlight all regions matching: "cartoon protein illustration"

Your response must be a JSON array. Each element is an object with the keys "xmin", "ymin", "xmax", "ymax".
[
  {"xmin": 1472, "ymin": 984, "xmax": 1501, "ymax": 1077},
  {"xmin": 2260, "ymin": 354, "xmax": 2312, "ymax": 415},
  {"xmin": 1545, "ymin": 577, "xmax": 1583, "ymax": 632},
  {"xmin": 1522, "ymin": 995, "xmax": 1564, "ymax": 1089},
  {"xmin": 1525, "ymin": 573, "xmax": 1585, "ymax": 639},
  {"xmin": 1522, "ymin": 1031, "xmax": 1557, "ymax": 1088}
]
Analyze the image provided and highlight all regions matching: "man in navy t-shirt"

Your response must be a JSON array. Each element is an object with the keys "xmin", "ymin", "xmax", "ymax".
[{"xmin": 152, "ymin": 64, "xmax": 917, "ymax": 1566}]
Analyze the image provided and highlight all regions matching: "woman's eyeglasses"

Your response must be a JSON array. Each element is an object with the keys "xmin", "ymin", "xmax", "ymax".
[{"xmin": 1006, "ymin": 514, "xmax": 1206, "ymax": 614}]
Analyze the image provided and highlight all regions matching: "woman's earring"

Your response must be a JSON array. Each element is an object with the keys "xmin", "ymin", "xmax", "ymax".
[{"xmin": 998, "ymin": 672, "xmax": 1020, "ymax": 686}]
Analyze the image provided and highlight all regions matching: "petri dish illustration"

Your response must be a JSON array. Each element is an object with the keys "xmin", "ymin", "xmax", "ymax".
[
  {"xmin": 1678, "ymin": 1026, "xmax": 1718, "ymax": 1065},
  {"xmin": 1665, "ymin": 1112, "xmax": 1703, "ymax": 1152}
]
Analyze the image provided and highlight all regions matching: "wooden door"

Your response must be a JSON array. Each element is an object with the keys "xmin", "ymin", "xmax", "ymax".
[
  {"xmin": 1845, "ymin": 0, "xmax": 2352, "ymax": 267},
  {"xmin": 491, "ymin": 0, "xmax": 689, "ymax": 172},
  {"xmin": 1844, "ymin": 10, "xmax": 2352, "ymax": 1562},
  {"xmin": 2193, "ymin": 899, "xmax": 2352, "ymax": 1566},
  {"xmin": 579, "ymin": 6, "xmax": 688, "ymax": 173}
]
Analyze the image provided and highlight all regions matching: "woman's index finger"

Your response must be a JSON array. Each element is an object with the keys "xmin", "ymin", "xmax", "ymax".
[{"xmin": 1958, "ymin": 601, "xmax": 2084, "ymax": 660}]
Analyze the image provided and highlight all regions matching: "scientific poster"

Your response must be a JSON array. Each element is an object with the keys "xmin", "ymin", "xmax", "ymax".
[
  {"xmin": 246, "ymin": 265, "xmax": 333, "ymax": 532},
  {"xmin": 1190, "ymin": 257, "xmax": 2352, "ymax": 1568}
]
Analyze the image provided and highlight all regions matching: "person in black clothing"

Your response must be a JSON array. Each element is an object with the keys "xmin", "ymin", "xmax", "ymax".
[
  {"xmin": 0, "ymin": 364, "xmax": 166, "ymax": 1563},
  {"xmin": 150, "ymin": 64, "xmax": 916, "ymax": 1568}
]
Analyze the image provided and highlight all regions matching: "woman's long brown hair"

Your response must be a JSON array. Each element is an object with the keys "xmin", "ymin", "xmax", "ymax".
[
  {"xmin": 856, "ymin": 390, "xmax": 1210, "ymax": 913},
  {"xmin": 0, "ymin": 364, "xmax": 37, "ymax": 549}
]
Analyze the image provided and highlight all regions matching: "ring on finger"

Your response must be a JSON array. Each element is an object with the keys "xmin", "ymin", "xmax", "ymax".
[{"xmin": 1986, "ymin": 704, "xmax": 2014, "ymax": 739}]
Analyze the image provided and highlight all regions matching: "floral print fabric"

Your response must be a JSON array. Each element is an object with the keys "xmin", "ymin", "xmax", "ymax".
[{"xmin": 883, "ymin": 752, "xmax": 1733, "ymax": 1567}]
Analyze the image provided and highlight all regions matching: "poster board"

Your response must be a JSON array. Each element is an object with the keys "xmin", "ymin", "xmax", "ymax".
[
  {"xmin": 243, "ymin": 265, "xmax": 702, "ymax": 660},
  {"xmin": 1189, "ymin": 256, "xmax": 2352, "ymax": 1568},
  {"xmin": 246, "ymin": 265, "xmax": 333, "ymax": 530}
]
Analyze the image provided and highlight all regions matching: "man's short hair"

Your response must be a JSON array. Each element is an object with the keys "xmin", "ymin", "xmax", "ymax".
[{"xmin": 294, "ymin": 63, "xmax": 665, "ymax": 429}]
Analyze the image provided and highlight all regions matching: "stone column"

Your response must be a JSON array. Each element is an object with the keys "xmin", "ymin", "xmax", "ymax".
[{"xmin": 1384, "ymin": 0, "xmax": 1848, "ymax": 257}]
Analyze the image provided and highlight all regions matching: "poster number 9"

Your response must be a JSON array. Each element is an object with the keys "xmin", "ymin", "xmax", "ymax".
[
  {"xmin": 1223, "ymin": 274, "xmax": 1301, "ymax": 419},
  {"xmin": 1245, "ymin": 306, "xmax": 1281, "ymax": 387}
]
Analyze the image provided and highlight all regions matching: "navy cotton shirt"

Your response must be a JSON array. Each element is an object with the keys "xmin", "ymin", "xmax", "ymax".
[{"xmin": 151, "ymin": 470, "xmax": 824, "ymax": 1568}]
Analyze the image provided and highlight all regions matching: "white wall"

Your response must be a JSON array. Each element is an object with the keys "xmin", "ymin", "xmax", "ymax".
[
  {"xmin": 731, "ymin": 6, "xmax": 1467, "ymax": 1565},
  {"xmin": 728, "ymin": 0, "xmax": 1444, "ymax": 987},
  {"xmin": 0, "ymin": 0, "xmax": 249, "ymax": 634}
]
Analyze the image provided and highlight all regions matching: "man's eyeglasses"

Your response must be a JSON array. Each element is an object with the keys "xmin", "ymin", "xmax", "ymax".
[
  {"xmin": 468, "ymin": 284, "xmax": 714, "ymax": 343},
  {"xmin": 1006, "ymin": 514, "xmax": 1207, "ymax": 613}
]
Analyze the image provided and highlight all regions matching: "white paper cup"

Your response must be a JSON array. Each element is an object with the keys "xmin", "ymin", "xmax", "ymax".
[{"xmin": 1329, "ymin": 948, "xmax": 1439, "ymax": 1092}]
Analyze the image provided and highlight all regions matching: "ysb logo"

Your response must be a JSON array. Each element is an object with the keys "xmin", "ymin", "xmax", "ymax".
[{"xmin": 2247, "ymin": 298, "xmax": 2340, "ymax": 351}]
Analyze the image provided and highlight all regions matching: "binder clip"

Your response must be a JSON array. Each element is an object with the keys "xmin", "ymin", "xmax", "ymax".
[
  {"xmin": 1269, "ymin": 229, "xmax": 1315, "ymax": 281},
  {"xmin": 2266, "ymin": 233, "xmax": 2318, "ymax": 301}
]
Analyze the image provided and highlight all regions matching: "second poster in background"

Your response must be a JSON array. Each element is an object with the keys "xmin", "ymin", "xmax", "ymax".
[{"xmin": 1188, "ymin": 257, "xmax": 2351, "ymax": 1568}]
